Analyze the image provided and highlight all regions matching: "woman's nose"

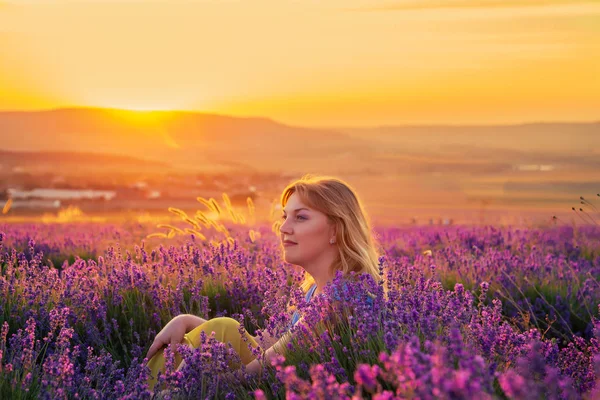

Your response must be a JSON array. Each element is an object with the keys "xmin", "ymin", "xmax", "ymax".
[{"xmin": 279, "ymin": 218, "xmax": 292, "ymax": 234}]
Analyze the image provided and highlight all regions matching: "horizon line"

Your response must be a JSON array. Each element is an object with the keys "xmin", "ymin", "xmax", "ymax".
[{"xmin": 0, "ymin": 105, "xmax": 598, "ymax": 129}]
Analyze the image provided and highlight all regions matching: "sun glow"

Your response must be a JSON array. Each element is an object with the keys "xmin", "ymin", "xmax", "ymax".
[
  {"xmin": 103, "ymin": 108, "xmax": 182, "ymax": 149},
  {"xmin": 121, "ymin": 106, "xmax": 162, "ymax": 112},
  {"xmin": 108, "ymin": 108, "xmax": 171, "ymax": 127},
  {"xmin": 0, "ymin": 1, "xmax": 598, "ymax": 126},
  {"xmin": 117, "ymin": 105, "xmax": 175, "ymax": 112}
]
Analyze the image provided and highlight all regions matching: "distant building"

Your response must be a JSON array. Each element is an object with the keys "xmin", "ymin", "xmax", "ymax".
[
  {"xmin": 132, "ymin": 181, "xmax": 148, "ymax": 190},
  {"xmin": 7, "ymin": 188, "xmax": 116, "ymax": 201},
  {"xmin": 51, "ymin": 175, "xmax": 66, "ymax": 184},
  {"xmin": 147, "ymin": 190, "xmax": 161, "ymax": 199},
  {"xmin": 514, "ymin": 164, "xmax": 555, "ymax": 172},
  {"xmin": 11, "ymin": 199, "xmax": 61, "ymax": 209}
]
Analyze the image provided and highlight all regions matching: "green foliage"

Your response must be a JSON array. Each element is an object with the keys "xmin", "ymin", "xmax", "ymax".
[
  {"xmin": 0, "ymin": 378, "xmax": 39, "ymax": 400},
  {"xmin": 202, "ymin": 278, "xmax": 231, "ymax": 319},
  {"xmin": 45, "ymin": 251, "xmax": 98, "ymax": 271},
  {"xmin": 102, "ymin": 286, "xmax": 157, "ymax": 368}
]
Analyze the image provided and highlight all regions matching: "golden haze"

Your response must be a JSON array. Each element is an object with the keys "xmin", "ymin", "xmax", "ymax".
[{"xmin": 0, "ymin": 0, "xmax": 598, "ymax": 126}]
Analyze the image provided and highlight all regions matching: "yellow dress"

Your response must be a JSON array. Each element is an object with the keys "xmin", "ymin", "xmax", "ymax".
[{"xmin": 146, "ymin": 317, "xmax": 260, "ymax": 392}]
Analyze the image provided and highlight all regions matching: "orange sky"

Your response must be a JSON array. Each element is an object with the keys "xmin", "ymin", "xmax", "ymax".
[{"xmin": 0, "ymin": 0, "xmax": 598, "ymax": 127}]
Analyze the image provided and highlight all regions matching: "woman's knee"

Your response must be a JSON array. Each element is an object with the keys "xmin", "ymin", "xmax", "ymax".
[
  {"xmin": 213, "ymin": 317, "xmax": 240, "ymax": 325},
  {"xmin": 199, "ymin": 317, "xmax": 239, "ymax": 331},
  {"xmin": 185, "ymin": 317, "xmax": 240, "ymax": 342}
]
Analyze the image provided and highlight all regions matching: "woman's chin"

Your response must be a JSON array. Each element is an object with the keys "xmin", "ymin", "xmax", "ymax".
[{"xmin": 283, "ymin": 253, "xmax": 299, "ymax": 264}]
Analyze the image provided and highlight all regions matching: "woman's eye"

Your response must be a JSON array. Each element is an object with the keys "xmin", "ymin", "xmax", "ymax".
[{"xmin": 281, "ymin": 215, "xmax": 306, "ymax": 220}]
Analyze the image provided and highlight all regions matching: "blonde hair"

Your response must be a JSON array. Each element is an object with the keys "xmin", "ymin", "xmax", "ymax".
[{"xmin": 274, "ymin": 174, "xmax": 386, "ymax": 298}]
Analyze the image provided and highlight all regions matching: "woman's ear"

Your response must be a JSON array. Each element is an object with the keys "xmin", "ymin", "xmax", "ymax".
[{"xmin": 328, "ymin": 222, "xmax": 336, "ymax": 239}]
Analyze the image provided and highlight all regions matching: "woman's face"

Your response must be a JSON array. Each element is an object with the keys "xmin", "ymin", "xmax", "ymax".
[{"xmin": 279, "ymin": 192, "xmax": 336, "ymax": 267}]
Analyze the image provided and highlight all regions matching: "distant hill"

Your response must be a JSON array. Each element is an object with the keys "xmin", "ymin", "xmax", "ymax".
[
  {"xmin": 336, "ymin": 122, "xmax": 600, "ymax": 155},
  {"xmin": 0, "ymin": 107, "xmax": 374, "ymax": 173},
  {"xmin": 2, "ymin": 108, "xmax": 598, "ymax": 175},
  {"xmin": 0, "ymin": 149, "xmax": 169, "ymax": 170},
  {"xmin": 1, "ymin": 107, "xmax": 598, "ymax": 218}
]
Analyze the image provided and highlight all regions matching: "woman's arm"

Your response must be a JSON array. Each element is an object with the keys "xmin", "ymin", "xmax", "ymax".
[
  {"xmin": 251, "ymin": 329, "xmax": 278, "ymax": 349},
  {"xmin": 244, "ymin": 333, "xmax": 290, "ymax": 376},
  {"xmin": 244, "ymin": 317, "xmax": 305, "ymax": 376},
  {"xmin": 176, "ymin": 328, "xmax": 293, "ymax": 374},
  {"xmin": 180, "ymin": 314, "xmax": 207, "ymax": 332},
  {"xmin": 177, "ymin": 317, "xmax": 306, "ymax": 376}
]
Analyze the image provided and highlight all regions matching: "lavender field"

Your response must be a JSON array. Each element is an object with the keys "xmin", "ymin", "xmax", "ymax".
[{"xmin": 0, "ymin": 220, "xmax": 599, "ymax": 399}]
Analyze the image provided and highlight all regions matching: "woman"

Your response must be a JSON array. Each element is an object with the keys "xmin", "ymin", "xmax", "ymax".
[{"xmin": 145, "ymin": 174, "xmax": 384, "ymax": 391}]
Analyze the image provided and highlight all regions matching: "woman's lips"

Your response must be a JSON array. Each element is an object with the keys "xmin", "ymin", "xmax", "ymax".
[{"xmin": 283, "ymin": 242, "xmax": 297, "ymax": 247}]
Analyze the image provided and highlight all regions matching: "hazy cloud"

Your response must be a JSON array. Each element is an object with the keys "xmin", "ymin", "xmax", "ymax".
[
  {"xmin": 343, "ymin": 0, "xmax": 597, "ymax": 12},
  {"xmin": 503, "ymin": 180, "xmax": 600, "ymax": 194},
  {"xmin": 2, "ymin": 0, "xmax": 200, "ymax": 3}
]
